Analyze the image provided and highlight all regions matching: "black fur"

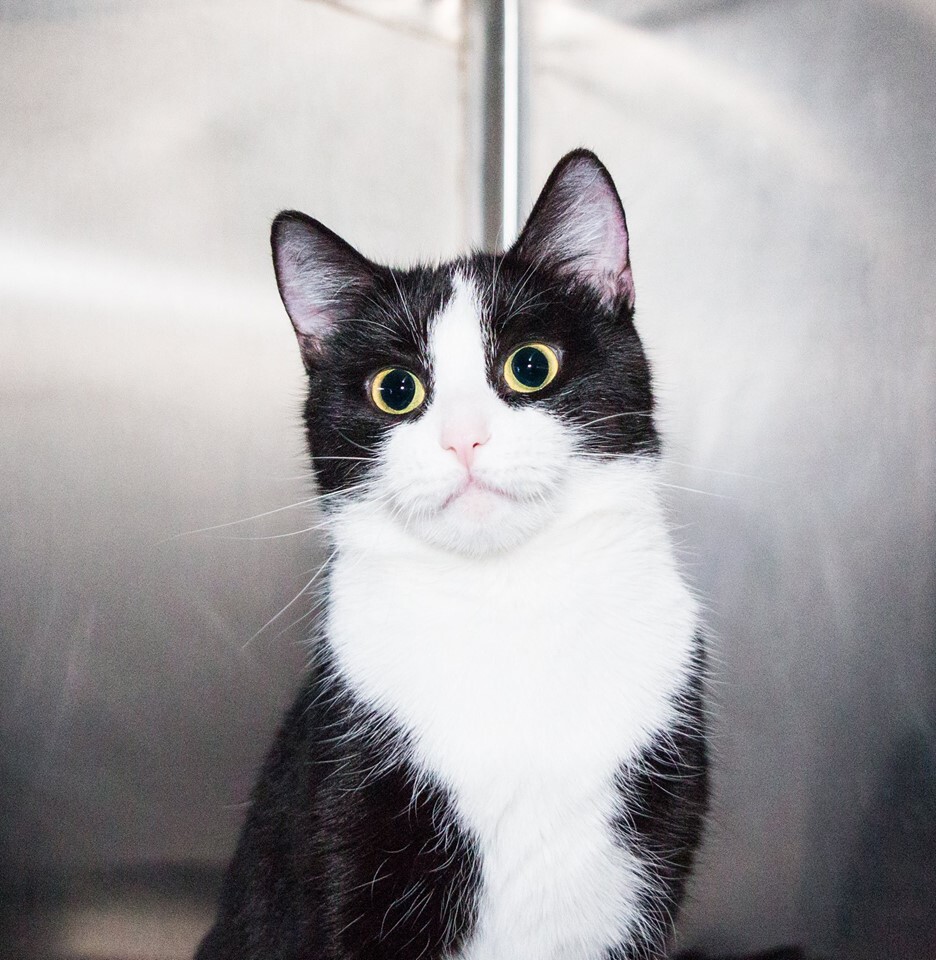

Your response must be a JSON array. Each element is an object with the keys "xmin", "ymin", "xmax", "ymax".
[
  {"xmin": 196, "ymin": 655, "xmax": 480, "ymax": 960},
  {"xmin": 612, "ymin": 664, "xmax": 709, "ymax": 959},
  {"xmin": 197, "ymin": 650, "xmax": 707, "ymax": 960},
  {"xmin": 296, "ymin": 261, "xmax": 452, "ymax": 497},
  {"xmin": 464, "ymin": 254, "xmax": 658, "ymax": 457},
  {"xmin": 197, "ymin": 151, "xmax": 710, "ymax": 959}
]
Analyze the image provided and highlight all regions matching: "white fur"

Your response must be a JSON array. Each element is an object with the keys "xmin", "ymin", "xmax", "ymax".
[
  {"xmin": 324, "ymin": 276, "xmax": 698, "ymax": 959},
  {"xmin": 374, "ymin": 277, "xmax": 572, "ymax": 555}
]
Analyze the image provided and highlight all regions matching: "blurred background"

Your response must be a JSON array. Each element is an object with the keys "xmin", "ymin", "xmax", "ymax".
[{"xmin": 1, "ymin": 0, "xmax": 934, "ymax": 957}]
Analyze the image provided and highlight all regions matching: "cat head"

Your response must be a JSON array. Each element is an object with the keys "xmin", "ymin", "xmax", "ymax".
[{"xmin": 272, "ymin": 150, "xmax": 657, "ymax": 556}]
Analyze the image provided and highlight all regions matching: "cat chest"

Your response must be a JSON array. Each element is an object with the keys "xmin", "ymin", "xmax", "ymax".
[
  {"xmin": 326, "ymin": 539, "xmax": 694, "ymax": 773},
  {"xmin": 445, "ymin": 759, "xmax": 644, "ymax": 960},
  {"xmin": 326, "ymin": 545, "xmax": 694, "ymax": 958}
]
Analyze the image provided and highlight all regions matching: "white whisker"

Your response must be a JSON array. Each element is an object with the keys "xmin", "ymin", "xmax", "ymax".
[
  {"xmin": 242, "ymin": 549, "xmax": 337, "ymax": 650},
  {"xmin": 576, "ymin": 410, "xmax": 653, "ymax": 429},
  {"xmin": 162, "ymin": 493, "xmax": 339, "ymax": 541}
]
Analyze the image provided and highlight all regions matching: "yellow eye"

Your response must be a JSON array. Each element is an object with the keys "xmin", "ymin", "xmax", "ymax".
[
  {"xmin": 370, "ymin": 367, "xmax": 426, "ymax": 415},
  {"xmin": 504, "ymin": 343, "xmax": 559, "ymax": 393}
]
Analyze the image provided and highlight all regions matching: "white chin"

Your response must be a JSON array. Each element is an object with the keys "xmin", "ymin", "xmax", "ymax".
[{"xmin": 406, "ymin": 488, "xmax": 549, "ymax": 556}]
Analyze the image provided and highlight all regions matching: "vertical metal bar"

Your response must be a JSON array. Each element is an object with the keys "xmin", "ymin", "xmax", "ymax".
[
  {"xmin": 463, "ymin": 0, "xmax": 524, "ymax": 251},
  {"xmin": 500, "ymin": 0, "xmax": 521, "ymax": 244}
]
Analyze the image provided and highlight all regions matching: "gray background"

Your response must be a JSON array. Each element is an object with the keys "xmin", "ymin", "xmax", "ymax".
[{"xmin": 1, "ymin": 1, "xmax": 933, "ymax": 958}]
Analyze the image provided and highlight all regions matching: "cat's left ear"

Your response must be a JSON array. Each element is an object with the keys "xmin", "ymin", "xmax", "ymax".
[
  {"xmin": 271, "ymin": 211, "xmax": 380, "ymax": 371},
  {"xmin": 511, "ymin": 149, "xmax": 635, "ymax": 311}
]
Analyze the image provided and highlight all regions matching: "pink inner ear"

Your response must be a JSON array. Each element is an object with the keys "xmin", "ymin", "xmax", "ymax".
[
  {"xmin": 583, "ymin": 189, "xmax": 634, "ymax": 307},
  {"xmin": 278, "ymin": 270, "xmax": 336, "ymax": 342},
  {"xmin": 517, "ymin": 153, "xmax": 635, "ymax": 310},
  {"xmin": 593, "ymin": 265, "xmax": 635, "ymax": 308},
  {"xmin": 272, "ymin": 211, "xmax": 378, "ymax": 360},
  {"xmin": 561, "ymin": 166, "xmax": 633, "ymax": 307},
  {"xmin": 273, "ymin": 236, "xmax": 338, "ymax": 344}
]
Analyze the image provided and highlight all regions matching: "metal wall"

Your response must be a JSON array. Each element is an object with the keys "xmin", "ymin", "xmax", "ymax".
[
  {"xmin": 528, "ymin": 2, "xmax": 936, "ymax": 955},
  {"xmin": 1, "ymin": 1, "xmax": 933, "ymax": 958}
]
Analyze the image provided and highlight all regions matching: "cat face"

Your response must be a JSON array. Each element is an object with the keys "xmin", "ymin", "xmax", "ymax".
[{"xmin": 272, "ymin": 150, "xmax": 657, "ymax": 556}]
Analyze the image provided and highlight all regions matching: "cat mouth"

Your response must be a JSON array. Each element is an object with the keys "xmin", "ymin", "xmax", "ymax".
[{"xmin": 441, "ymin": 476, "xmax": 515, "ymax": 511}]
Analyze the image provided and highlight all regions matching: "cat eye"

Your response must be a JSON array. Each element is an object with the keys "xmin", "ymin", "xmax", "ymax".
[
  {"xmin": 370, "ymin": 367, "xmax": 426, "ymax": 415},
  {"xmin": 503, "ymin": 343, "xmax": 559, "ymax": 394}
]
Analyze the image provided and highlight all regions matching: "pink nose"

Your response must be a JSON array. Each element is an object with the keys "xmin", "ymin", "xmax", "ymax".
[{"xmin": 441, "ymin": 420, "xmax": 490, "ymax": 469}]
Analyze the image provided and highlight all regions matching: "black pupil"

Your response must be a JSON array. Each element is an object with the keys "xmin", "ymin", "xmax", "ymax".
[
  {"xmin": 511, "ymin": 347, "xmax": 550, "ymax": 388},
  {"xmin": 379, "ymin": 369, "xmax": 416, "ymax": 411}
]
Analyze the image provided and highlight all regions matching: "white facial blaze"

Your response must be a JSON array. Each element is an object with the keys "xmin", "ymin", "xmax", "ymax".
[
  {"xmin": 374, "ymin": 273, "xmax": 570, "ymax": 555},
  {"xmin": 428, "ymin": 272, "xmax": 491, "ymax": 411}
]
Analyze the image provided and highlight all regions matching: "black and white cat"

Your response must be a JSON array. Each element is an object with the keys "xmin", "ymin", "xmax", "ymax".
[{"xmin": 196, "ymin": 150, "xmax": 709, "ymax": 960}]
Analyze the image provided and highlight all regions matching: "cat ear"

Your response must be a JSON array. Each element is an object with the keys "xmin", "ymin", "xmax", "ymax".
[
  {"xmin": 512, "ymin": 150, "xmax": 635, "ymax": 310},
  {"xmin": 271, "ymin": 211, "xmax": 379, "ymax": 369}
]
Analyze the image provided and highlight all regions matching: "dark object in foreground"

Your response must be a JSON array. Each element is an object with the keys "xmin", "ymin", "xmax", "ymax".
[{"xmin": 675, "ymin": 949, "xmax": 811, "ymax": 960}]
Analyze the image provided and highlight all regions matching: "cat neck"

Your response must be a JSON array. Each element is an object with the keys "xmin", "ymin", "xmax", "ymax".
[{"xmin": 319, "ymin": 456, "xmax": 699, "ymax": 777}]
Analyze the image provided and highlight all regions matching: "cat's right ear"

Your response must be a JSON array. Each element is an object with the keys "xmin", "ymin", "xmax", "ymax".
[{"xmin": 271, "ymin": 211, "xmax": 378, "ymax": 371}]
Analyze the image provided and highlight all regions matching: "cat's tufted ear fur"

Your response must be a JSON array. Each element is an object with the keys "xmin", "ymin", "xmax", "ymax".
[
  {"xmin": 271, "ymin": 211, "xmax": 381, "ymax": 370},
  {"xmin": 512, "ymin": 149, "xmax": 635, "ymax": 311}
]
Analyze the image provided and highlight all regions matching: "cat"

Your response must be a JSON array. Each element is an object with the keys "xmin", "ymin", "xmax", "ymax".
[{"xmin": 195, "ymin": 149, "xmax": 709, "ymax": 960}]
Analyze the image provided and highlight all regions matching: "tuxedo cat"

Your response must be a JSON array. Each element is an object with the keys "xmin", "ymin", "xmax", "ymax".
[{"xmin": 196, "ymin": 150, "xmax": 709, "ymax": 960}]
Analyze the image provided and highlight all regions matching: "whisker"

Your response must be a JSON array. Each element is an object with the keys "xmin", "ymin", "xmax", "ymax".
[
  {"xmin": 388, "ymin": 271, "xmax": 421, "ymax": 343},
  {"xmin": 576, "ymin": 410, "xmax": 653, "ymax": 429},
  {"xmin": 656, "ymin": 456, "xmax": 774, "ymax": 483},
  {"xmin": 162, "ymin": 494, "xmax": 333, "ymax": 541},
  {"xmin": 165, "ymin": 471, "xmax": 385, "ymax": 544},
  {"xmin": 655, "ymin": 481, "xmax": 732, "ymax": 500},
  {"xmin": 337, "ymin": 430, "xmax": 382, "ymax": 455},
  {"xmin": 568, "ymin": 451, "xmax": 733, "ymax": 500},
  {"xmin": 242, "ymin": 549, "xmax": 337, "ymax": 650},
  {"xmin": 206, "ymin": 522, "xmax": 330, "ymax": 542},
  {"xmin": 341, "ymin": 316, "xmax": 402, "ymax": 339},
  {"xmin": 309, "ymin": 455, "xmax": 378, "ymax": 463},
  {"xmin": 270, "ymin": 589, "xmax": 331, "ymax": 642}
]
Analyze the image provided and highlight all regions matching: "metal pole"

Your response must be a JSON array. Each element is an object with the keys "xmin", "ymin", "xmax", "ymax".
[
  {"xmin": 500, "ymin": 0, "xmax": 521, "ymax": 245},
  {"xmin": 464, "ymin": 0, "xmax": 524, "ymax": 251}
]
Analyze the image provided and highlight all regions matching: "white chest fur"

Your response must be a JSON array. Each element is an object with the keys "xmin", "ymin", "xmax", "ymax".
[{"xmin": 325, "ymin": 462, "xmax": 699, "ymax": 960}]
